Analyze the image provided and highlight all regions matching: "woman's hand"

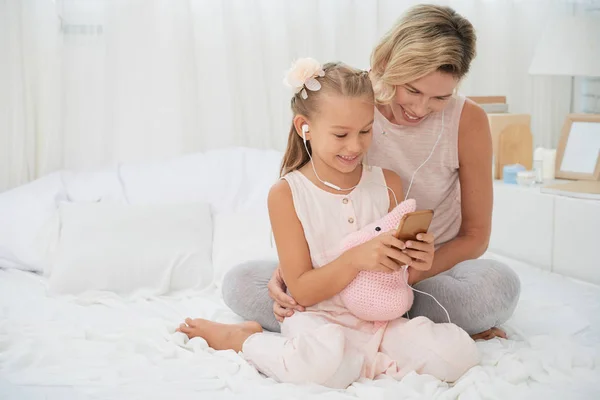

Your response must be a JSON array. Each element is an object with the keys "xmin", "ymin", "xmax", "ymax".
[
  {"xmin": 345, "ymin": 231, "xmax": 414, "ymax": 273},
  {"xmin": 403, "ymin": 233, "xmax": 435, "ymax": 271},
  {"xmin": 268, "ymin": 267, "xmax": 305, "ymax": 323}
]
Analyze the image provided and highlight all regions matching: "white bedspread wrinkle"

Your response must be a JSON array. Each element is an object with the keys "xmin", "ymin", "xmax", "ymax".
[{"xmin": 1, "ymin": 253, "xmax": 599, "ymax": 400}]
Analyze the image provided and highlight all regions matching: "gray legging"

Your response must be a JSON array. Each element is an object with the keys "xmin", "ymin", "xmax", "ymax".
[{"xmin": 221, "ymin": 258, "xmax": 521, "ymax": 335}]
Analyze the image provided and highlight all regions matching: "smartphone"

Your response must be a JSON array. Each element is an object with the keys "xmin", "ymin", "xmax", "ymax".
[{"xmin": 394, "ymin": 209, "xmax": 434, "ymax": 241}]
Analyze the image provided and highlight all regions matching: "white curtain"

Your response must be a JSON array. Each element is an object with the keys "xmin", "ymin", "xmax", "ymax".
[{"xmin": 0, "ymin": 0, "xmax": 575, "ymax": 192}]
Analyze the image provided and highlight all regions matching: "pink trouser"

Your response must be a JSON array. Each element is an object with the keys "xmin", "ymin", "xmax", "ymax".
[{"xmin": 242, "ymin": 310, "xmax": 480, "ymax": 389}]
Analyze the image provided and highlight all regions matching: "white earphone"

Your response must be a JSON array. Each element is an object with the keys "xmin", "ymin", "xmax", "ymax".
[
  {"xmin": 403, "ymin": 109, "xmax": 445, "ymax": 199},
  {"xmin": 301, "ymin": 123, "xmax": 309, "ymax": 137}
]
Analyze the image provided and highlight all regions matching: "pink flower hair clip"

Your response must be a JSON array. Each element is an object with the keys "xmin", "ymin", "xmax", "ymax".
[{"xmin": 283, "ymin": 58, "xmax": 325, "ymax": 99}]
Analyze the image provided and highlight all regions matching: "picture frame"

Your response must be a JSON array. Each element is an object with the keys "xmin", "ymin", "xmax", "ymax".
[{"xmin": 555, "ymin": 113, "xmax": 600, "ymax": 181}]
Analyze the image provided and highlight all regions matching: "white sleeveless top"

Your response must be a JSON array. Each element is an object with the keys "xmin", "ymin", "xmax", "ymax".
[{"xmin": 282, "ymin": 165, "xmax": 390, "ymax": 269}]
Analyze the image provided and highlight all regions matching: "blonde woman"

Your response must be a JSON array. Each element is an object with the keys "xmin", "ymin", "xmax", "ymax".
[{"xmin": 222, "ymin": 4, "xmax": 520, "ymax": 340}]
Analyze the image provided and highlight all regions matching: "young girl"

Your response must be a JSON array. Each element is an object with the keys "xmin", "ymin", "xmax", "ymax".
[{"xmin": 178, "ymin": 60, "xmax": 479, "ymax": 388}]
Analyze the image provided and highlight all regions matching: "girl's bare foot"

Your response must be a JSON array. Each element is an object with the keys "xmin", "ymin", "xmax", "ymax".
[
  {"xmin": 177, "ymin": 318, "xmax": 263, "ymax": 352},
  {"xmin": 471, "ymin": 327, "xmax": 507, "ymax": 341}
]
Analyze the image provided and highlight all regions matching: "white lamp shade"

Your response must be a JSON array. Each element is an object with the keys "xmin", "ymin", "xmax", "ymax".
[{"xmin": 529, "ymin": 15, "xmax": 600, "ymax": 77}]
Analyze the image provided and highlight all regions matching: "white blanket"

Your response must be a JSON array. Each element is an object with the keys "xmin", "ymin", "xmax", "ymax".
[{"xmin": 1, "ymin": 253, "xmax": 599, "ymax": 400}]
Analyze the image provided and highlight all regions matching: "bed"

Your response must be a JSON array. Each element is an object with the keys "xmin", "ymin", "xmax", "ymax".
[{"xmin": 0, "ymin": 148, "xmax": 598, "ymax": 400}]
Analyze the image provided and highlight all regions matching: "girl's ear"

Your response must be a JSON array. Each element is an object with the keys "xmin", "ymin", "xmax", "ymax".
[{"xmin": 293, "ymin": 115, "xmax": 310, "ymax": 141}]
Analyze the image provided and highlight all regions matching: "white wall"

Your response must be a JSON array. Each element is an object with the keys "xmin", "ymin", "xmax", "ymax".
[
  {"xmin": 574, "ymin": 3, "xmax": 600, "ymax": 114},
  {"xmin": 580, "ymin": 78, "xmax": 600, "ymax": 114}
]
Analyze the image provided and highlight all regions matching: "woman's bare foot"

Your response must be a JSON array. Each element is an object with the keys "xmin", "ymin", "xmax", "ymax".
[
  {"xmin": 177, "ymin": 318, "xmax": 263, "ymax": 352},
  {"xmin": 471, "ymin": 327, "xmax": 507, "ymax": 341}
]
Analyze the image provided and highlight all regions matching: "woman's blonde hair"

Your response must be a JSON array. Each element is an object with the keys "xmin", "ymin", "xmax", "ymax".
[
  {"xmin": 370, "ymin": 4, "xmax": 476, "ymax": 104},
  {"xmin": 280, "ymin": 62, "xmax": 374, "ymax": 177}
]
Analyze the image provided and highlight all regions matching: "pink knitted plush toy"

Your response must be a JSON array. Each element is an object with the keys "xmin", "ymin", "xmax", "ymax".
[{"xmin": 338, "ymin": 199, "xmax": 417, "ymax": 322}]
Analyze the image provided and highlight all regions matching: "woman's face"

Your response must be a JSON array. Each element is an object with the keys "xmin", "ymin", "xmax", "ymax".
[{"xmin": 389, "ymin": 70, "xmax": 458, "ymax": 126}]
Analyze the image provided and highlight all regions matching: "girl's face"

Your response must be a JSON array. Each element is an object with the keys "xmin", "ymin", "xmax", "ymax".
[
  {"xmin": 301, "ymin": 94, "xmax": 374, "ymax": 175},
  {"xmin": 389, "ymin": 70, "xmax": 458, "ymax": 126}
]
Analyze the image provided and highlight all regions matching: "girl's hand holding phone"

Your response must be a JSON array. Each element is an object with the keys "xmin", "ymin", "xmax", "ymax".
[{"xmin": 345, "ymin": 231, "xmax": 414, "ymax": 273}]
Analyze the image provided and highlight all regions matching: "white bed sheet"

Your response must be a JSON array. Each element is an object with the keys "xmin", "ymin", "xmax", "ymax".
[{"xmin": 1, "ymin": 253, "xmax": 599, "ymax": 400}]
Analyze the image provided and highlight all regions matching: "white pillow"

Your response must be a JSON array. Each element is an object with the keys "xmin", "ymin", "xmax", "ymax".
[
  {"xmin": 212, "ymin": 209, "xmax": 278, "ymax": 288},
  {"xmin": 119, "ymin": 147, "xmax": 282, "ymax": 213},
  {"xmin": 0, "ymin": 172, "xmax": 67, "ymax": 272},
  {"xmin": 0, "ymin": 164, "xmax": 126, "ymax": 273},
  {"xmin": 48, "ymin": 202, "xmax": 213, "ymax": 296},
  {"xmin": 61, "ymin": 163, "xmax": 126, "ymax": 203}
]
